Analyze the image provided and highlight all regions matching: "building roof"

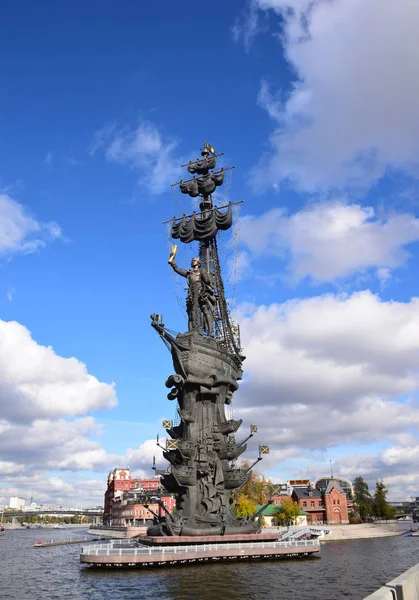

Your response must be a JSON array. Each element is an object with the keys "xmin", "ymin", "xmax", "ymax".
[
  {"xmin": 255, "ymin": 504, "xmax": 279, "ymax": 516},
  {"xmin": 292, "ymin": 487, "xmax": 322, "ymax": 500},
  {"xmin": 313, "ymin": 475, "xmax": 352, "ymax": 495},
  {"xmin": 325, "ymin": 479, "xmax": 345, "ymax": 495}
]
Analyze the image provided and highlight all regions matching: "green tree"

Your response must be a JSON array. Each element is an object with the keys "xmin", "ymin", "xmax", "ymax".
[
  {"xmin": 353, "ymin": 476, "xmax": 372, "ymax": 521},
  {"xmin": 235, "ymin": 496, "xmax": 257, "ymax": 517},
  {"xmin": 274, "ymin": 497, "xmax": 302, "ymax": 526},
  {"xmin": 233, "ymin": 463, "xmax": 269, "ymax": 506},
  {"xmin": 372, "ymin": 481, "xmax": 395, "ymax": 520}
]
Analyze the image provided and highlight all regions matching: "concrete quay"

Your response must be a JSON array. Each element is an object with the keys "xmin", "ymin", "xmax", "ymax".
[
  {"xmin": 88, "ymin": 525, "xmax": 147, "ymax": 539},
  {"xmin": 321, "ymin": 522, "xmax": 413, "ymax": 542},
  {"xmin": 89, "ymin": 521, "xmax": 413, "ymax": 542},
  {"xmin": 80, "ymin": 538, "xmax": 320, "ymax": 568},
  {"xmin": 364, "ymin": 563, "xmax": 419, "ymax": 599}
]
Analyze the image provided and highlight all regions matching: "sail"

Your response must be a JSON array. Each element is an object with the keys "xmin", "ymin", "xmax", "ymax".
[
  {"xmin": 179, "ymin": 179, "xmax": 199, "ymax": 197},
  {"xmin": 187, "ymin": 155, "xmax": 217, "ymax": 175},
  {"xmin": 171, "ymin": 203, "xmax": 233, "ymax": 243},
  {"xmin": 179, "ymin": 170, "xmax": 224, "ymax": 199}
]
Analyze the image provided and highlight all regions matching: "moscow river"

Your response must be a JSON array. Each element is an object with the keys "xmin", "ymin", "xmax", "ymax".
[{"xmin": 2, "ymin": 527, "xmax": 419, "ymax": 600}]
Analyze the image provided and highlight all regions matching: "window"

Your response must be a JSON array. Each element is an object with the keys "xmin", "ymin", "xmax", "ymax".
[
  {"xmin": 333, "ymin": 499, "xmax": 336, "ymax": 505},
  {"xmin": 311, "ymin": 501, "xmax": 315, "ymax": 507},
  {"xmin": 303, "ymin": 501, "xmax": 307, "ymax": 507},
  {"xmin": 337, "ymin": 500, "xmax": 340, "ymax": 505}
]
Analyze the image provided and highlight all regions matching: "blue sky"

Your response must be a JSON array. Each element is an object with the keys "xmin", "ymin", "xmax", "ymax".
[{"xmin": 2, "ymin": 0, "xmax": 419, "ymax": 506}]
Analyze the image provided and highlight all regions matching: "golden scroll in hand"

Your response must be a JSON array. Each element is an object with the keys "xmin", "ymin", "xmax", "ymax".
[{"xmin": 168, "ymin": 244, "xmax": 178, "ymax": 264}]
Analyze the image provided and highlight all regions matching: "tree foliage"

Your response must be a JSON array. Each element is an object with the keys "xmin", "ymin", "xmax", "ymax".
[
  {"xmin": 233, "ymin": 462, "xmax": 269, "ymax": 507},
  {"xmin": 353, "ymin": 476, "xmax": 372, "ymax": 521},
  {"xmin": 372, "ymin": 481, "xmax": 395, "ymax": 520},
  {"xmin": 235, "ymin": 496, "xmax": 257, "ymax": 517},
  {"xmin": 274, "ymin": 497, "xmax": 301, "ymax": 526}
]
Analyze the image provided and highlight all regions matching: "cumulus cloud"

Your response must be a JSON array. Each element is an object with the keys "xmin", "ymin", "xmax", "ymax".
[
  {"xmin": 0, "ymin": 461, "xmax": 24, "ymax": 476},
  {"xmin": 123, "ymin": 437, "xmax": 169, "ymax": 477},
  {"xmin": 240, "ymin": 0, "xmax": 419, "ymax": 191},
  {"xmin": 234, "ymin": 291, "xmax": 419, "ymax": 452},
  {"xmin": 240, "ymin": 201, "xmax": 419, "ymax": 282},
  {"xmin": 0, "ymin": 423, "xmax": 165, "ymax": 505},
  {"xmin": 0, "ymin": 193, "xmax": 61, "ymax": 257},
  {"xmin": 0, "ymin": 319, "xmax": 118, "ymax": 423},
  {"xmin": 0, "ymin": 319, "xmax": 122, "ymax": 504},
  {"xmin": 0, "ymin": 317, "xmax": 170, "ymax": 505},
  {"xmin": 91, "ymin": 120, "xmax": 181, "ymax": 194},
  {"xmin": 0, "ymin": 435, "xmax": 166, "ymax": 507},
  {"xmin": 0, "ymin": 474, "xmax": 108, "ymax": 508},
  {"xmin": 239, "ymin": 399, "xmax": 419, "ymax": 451},
  {"xmin": 333, "ymin": 447, "xmax": 419, "ymax": 500},
  {"xmin": 0, "ymin": 417, "xmax": 111, "ymax": 471}
]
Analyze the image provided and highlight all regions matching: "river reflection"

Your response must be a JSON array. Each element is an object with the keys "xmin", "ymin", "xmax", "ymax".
[{"xmin": 2, "ymin": 528, "xmax": 419, "ymax": 600}]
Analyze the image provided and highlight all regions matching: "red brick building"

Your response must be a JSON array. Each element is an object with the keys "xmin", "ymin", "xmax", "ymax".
[
  {"xmin": 292, "ymin": 487, "xmax": 325, "ymax": 525},
  {"xmin": 323, "ymin": 481, "xmax": 349, "ymax": 524},
  {"xmin": 292, "ymin": 480, "xmax": 349, "ymax": 525},
  {"xmin": 103, "ymin": 467, "xmax": 176, "ymax": 526}
]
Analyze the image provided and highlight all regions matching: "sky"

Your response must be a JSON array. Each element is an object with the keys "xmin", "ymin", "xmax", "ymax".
[{"xmin": 2, "ymin": 0, "xmax": 419, "ymax": 507}]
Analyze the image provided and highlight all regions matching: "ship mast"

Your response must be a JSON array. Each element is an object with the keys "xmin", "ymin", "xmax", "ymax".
[{"xmin": 169, "ymin": 141, "xmax": 242, "ymax": 361}]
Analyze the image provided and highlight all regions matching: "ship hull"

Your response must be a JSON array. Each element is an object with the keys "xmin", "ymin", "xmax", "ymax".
[{"xmin": 149, "ymin": 330, "xmax": 259, "ymax": 537}]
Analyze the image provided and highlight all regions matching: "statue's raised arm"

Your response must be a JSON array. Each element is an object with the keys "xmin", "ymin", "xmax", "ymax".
[{"xmin": 170, "ymin": 261, "xmax": 189, "ymax": 278}]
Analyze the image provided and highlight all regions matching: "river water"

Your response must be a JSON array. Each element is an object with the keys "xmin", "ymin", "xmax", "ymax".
[{"xmin": 2, "ymin": 527, "xmax": 419, "ymax": 600}]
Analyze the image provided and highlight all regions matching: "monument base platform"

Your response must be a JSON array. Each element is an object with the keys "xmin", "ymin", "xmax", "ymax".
[
  {"xmin": 138, "ymin": 532, "xmax": 281, "ymax": 545},
  {"xmin": 80, "ymin": 538, "xmax": 320, "ymax": 568}
]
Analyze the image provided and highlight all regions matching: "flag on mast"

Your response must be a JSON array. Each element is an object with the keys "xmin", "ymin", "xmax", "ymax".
[{"xmin": 204, "ymin": 141, "xmax": 216, "ymax": 155}]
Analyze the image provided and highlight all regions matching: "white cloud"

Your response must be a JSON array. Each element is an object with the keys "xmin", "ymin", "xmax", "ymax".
[
  {"xmin": 240, "ymin": 201, "xmax": 419, "ymax": 282},
  {"xmin": 0, "ymin": 318, "xmax": 170, "ymax": 505},
  {"xmin": 0, "ymin": 319, "xmax": 118, "ymax": 423},
  {"xmin": 0, "ymin": 474, "xmax": 108, "ymax": 508},
  {"xmin": 125, "ymin": 437, "xmax": 166, "ymax": 471},
  {"xmin": 232, "ymin": 0, "xmax": 267, "ymax": 52},
  {"xmin": 245, "ymin": 0, "xmax": 419, "ymax": 191},
  {"xmin": 235, "ymin": 290, "xmax": 419, "ymax": 453},
  {"xmin": 333, "ymin": 447, "xmax": 419, "ymax": 500},
  {"xmin": 0, "ymin": 434, "xmax": 164, "ymax": 506},
  {"xmin": 0, "ymin": 417, "xmax": 109, "ymax": 470},
  {"xmin": 0, "ymin": 193, "xmax": 61, "ymax": 256},
  {"xmin": 257, "ymin": 79, "xmax": 283, "ymax": 122},
  {"xmin": 0, "ymin": 461, "xmax": 24, "ymax": 476},
  {"xmin": 0, "ymin": 416, "xmax": 118, "ymax": 504},
  {"xmin": 91, "ymin": 120, "xmax": 181, "ymax": 194}
]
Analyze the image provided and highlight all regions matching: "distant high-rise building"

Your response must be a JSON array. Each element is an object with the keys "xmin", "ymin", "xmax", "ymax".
[{"xmin": 9, "ymin": 496, "xmax": 25, "ymax": 510}]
